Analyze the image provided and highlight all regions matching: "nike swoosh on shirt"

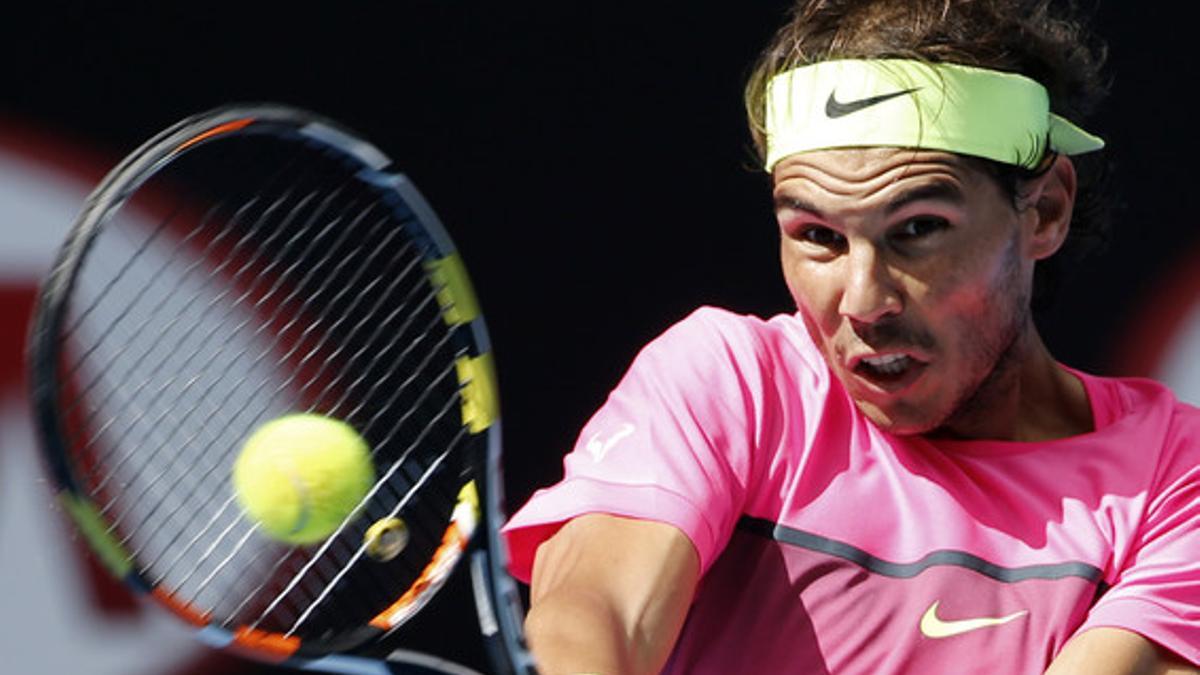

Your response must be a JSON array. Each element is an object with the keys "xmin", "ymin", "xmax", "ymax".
[
  {"xmin": 585, "ymin": 422, "xmax": 635, "ymax": 462},
  {"xmin": 824, "ymin": 87, "xmax": 920, "ymax": 118},
  {"xmin": 919, "ymin": 600, "xmax": 1028, "ymax": 639}
]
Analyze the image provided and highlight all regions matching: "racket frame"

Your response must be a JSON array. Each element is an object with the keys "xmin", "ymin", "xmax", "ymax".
[{"xmin": 27, "ymin": 104, "xmax": 535, "ymax": 674}]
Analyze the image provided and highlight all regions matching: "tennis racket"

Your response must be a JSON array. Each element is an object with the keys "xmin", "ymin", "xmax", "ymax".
[{"xmin": 27, "ymin": 104, "xmax": 536, "ymax": 675}]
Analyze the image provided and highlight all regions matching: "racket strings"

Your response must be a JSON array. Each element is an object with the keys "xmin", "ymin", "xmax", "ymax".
[
  {"xmin": 67, "ymin": 175, "xmax": 341, "ymax": 536},
  {"xmin": 140, "ymin": 220, "xmax": 445, "ymax": 583},
  {"xmin": 134, "ymin": 224, "xmax": 410, "ymax": 586},
  {"xmin": 125, "ymin": 218, "xmax": 395, "ymax": 562},
  {"xmin": 57, "ymin": 200, "xmax": 187, "ymax": 368},
  {"xmin": 231, "ymin": 328, "xmax": 476, "ymax": 633},
  {"xmin": 139, "ymin": 212, "xmax": 413, "ymax": 577},
  {"xmin": 178, "ymin": 336, "xmax": 462, "ymax": 619},
  {"xmin": 68, "ymin": 197, "xmax": 289, "ymax": 545},
  {"xmin": 209, "ymin": 451, "xmax": 466, "ymax": 636},
  {"xmin": 283, "ymin": 429, "xmax": 472, "ymax": 639},
  {"xmin": 162, "ymin": 341, "xmax": 460, "ymax": 619},
  {"xmin": 59, "ymin": 201, "xmax": 235, "ymax": 489},
  {"xmin": 68, "ymin": 164, "xmax": 317, "ymax": 502},
  {"xmin": 87, "ymin": 187, "xmax": 336, "ymax": 533},
  {"xmin": 220, "ymin": 518, "xmax": 400, "ymax": 634},
  {"xmin": 218, "ymin": 350, "xmax": 468, "ymax": 631},
  {"xmin": 182, "ymin": 229, "xmax": 463, "ymax": 624},
  {"xmin": 260, "ymin": 396, "xmax": 472, "ymax": 636},
  {"xmin": 61, "ymin": 144, "xmax": 314, "ymax": 423},
  {"xmin": 90, "ymin": 192, "xmax": 313, "ymax": 518},
  {"xmin": 110, "ymin": 186, "xmax": 381, "ymax": 535}
]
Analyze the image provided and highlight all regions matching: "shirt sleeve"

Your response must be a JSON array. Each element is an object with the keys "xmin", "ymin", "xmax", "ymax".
[
  {"xmin": 1074, "ymin": 404, "xmax": 1200, "ymax": 666},
  {"xmin": 501, "ymin": 308, "xmax": 773, "ymax": 582}
]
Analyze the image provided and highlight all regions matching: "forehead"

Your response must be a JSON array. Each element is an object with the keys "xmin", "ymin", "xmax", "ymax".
[{"xmin": 771, "ymin": 148, "xmax": 993, "ymax": 207}]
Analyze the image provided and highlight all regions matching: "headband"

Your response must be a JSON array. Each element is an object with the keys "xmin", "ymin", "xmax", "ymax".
[{"xmin": 763, "ymin": 59, "xmax": 1104, "ymax": 171}]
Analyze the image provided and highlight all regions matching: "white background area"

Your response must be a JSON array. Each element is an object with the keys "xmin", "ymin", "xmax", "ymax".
[
  {"xmin": 0, "ymin": 142, "xmax": 206, "ymax": 675},
  {"xmin": 1155, "ymin": 310, "xmax": 1200, "ymax": 407}
]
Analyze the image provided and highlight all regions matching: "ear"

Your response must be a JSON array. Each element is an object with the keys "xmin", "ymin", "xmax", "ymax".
[{"xmin": 1021, "ymin": 155, "xmax": 1078, "ymax": 261}]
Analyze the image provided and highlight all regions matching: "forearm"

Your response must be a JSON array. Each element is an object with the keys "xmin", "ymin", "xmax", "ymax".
[
  {"xmin": 1045, "ymin": 628, "xmax": 1199, "ymax": 675},
  {"xmin": 525, "ymin": 588, "xmax": 648, "ymax": 675},
  {"xmin": 524, "ymin": 514, "xmax": 701, "ymax": 675}
]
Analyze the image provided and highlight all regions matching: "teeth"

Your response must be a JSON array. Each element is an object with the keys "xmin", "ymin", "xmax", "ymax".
[{"xmin": 861, "ymin": 354, "xmax": 910, "ymax": 375}]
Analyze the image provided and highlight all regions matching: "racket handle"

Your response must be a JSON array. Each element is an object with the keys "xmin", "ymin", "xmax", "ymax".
[
  {"xmin": 291, "ymin": 649, "xmax": 486, "ymax": 675},
  {"xmin": 471, "ymin": 550, "xmax": 539, "ymax": 675},
  {"xmin": 381, "ymin": 649, "xmax": 489, "ymax": 675}
]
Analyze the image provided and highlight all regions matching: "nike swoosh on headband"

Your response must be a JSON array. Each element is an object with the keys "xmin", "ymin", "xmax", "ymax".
[{"xmin": 825, "ymin": 87, "xmax": 921, "ymax": 118}]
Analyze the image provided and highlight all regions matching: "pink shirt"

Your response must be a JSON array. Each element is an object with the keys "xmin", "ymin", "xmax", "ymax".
[{"xmin": 503, "ymin": 307, "xmax": 1200, "ymax": 673}]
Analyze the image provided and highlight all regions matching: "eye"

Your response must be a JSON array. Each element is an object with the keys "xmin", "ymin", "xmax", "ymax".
[
  {"xmin": 797, "ymin": 225, "xmax": 846, "ymax": 250},
  {"xmin": 892, "ymin": 216, "xmax": 949, "ymax": 241}
]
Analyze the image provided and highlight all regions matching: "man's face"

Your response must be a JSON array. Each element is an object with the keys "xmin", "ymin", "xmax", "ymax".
[{"xmin": 773, "ymin": 148, "xmax": 1038, "ymax": 435}]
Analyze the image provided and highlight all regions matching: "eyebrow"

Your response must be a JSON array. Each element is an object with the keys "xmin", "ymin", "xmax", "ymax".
[
  {"xmin": 773, "ymin": 180, "xmax": 967, "ymax": 219},
  {"xmin": 882, "ymin": 181, "xmax": 966, "ymax": 216},
  {"xmin": 773, "ymin": 193, "xmax": 827, "ymax": 220}
]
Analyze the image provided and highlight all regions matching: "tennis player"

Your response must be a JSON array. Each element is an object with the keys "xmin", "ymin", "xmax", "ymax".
[{"xmin": 503, "ymin": 1, "xmax": 1200, "ymax": 672}]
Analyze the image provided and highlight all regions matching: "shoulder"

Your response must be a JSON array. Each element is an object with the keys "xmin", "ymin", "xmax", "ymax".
[
  {"xmin": 640, "ymin": 306, "xmax": 825, "ymax": 378},
  {"xmin": 1077, "ymin": 369, "xmax": 1188, "ymax": 424},
  {"xmin": 1100, "ymin": 373, "xmax": 1200, "ymax": 437},
  {"xmin": 1084, "ymin": 371, "xmax": 1200, "ymax": 488},
  {"xmin": 622, "ymin": 307, "xmax": 835, "ymax": 454}
]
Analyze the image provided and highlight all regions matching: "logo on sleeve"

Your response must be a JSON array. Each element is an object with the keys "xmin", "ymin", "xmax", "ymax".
[
  {"xmin": 919, "ymin": 600, "xmax": 1028, "ymax": 639},
  {"xmin": 585, "ymin": 423, "xmax": 635, "ymax": 463}
]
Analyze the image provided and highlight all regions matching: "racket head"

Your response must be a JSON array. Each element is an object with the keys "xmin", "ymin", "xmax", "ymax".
[{"xmin": 27, "ymin": 104, "xmax": 527, "ymax": 670}]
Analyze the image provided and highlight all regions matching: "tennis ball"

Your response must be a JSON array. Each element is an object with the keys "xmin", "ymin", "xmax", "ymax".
[{"xmin": 233, "ymin": 413, "xmax": 375, "ymax": 545}]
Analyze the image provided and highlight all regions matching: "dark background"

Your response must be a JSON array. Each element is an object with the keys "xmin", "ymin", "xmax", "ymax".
[{"xmin": 2, "ymin": 2, "xmax": 1193, "ymax": 673}]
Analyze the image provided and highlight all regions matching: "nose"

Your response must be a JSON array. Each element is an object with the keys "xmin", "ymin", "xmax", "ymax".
[{"xmin": 838, "ymin": 244, "xmax": 902, "ymax": 324}]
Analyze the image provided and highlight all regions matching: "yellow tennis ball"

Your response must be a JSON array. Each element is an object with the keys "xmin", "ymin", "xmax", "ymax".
[{"xmin": 233, "ymin": 413, "xmax": 375, "ymax": 545}]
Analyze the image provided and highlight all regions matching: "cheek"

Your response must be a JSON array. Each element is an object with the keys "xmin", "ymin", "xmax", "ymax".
[
  {"xmin": 916, "ymin": 239, "xmax": 1028, "ymax": 351},
  {"xmin": 780, "ymin": 246, "xmax": 839, "ymax": 328},
  {"xmin": 915, "ymin": 231, "xmax": 1025, "ymax": 311}
]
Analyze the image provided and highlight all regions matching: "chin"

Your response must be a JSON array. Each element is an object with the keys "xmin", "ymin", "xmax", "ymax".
[{"xmin": 855, "ymin": 400, "xmax": 940, "ymax": 436}]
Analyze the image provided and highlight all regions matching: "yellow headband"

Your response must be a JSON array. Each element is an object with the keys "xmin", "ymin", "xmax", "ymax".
[{"xmin": 763, "ymin": 59, "xmax": 1104, "ymax": 171}]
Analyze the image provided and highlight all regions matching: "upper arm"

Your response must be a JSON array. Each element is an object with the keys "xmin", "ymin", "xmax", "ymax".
[
  {"xmin": 1045, "ymin": 627, "xmax": 1199, "ymax": 675},
  {"xmin": 503, "ymin": 309, "xmax": 777, "ymax": 584},
  {"xmin": 525, "ymin": 513, "xmax": 701, "ymax": 675},
  {"xmin": 1068, "ymin": 409, "xmax": 1200, "ymax": 668}
]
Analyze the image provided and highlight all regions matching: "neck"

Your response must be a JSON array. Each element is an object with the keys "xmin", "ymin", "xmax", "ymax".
[{"xmin": 932, "ymin": 325, "xmax": 1093, "ymax": 442}]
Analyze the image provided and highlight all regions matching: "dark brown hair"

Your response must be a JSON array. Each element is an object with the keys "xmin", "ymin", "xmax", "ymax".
[{"xmin": 745, "ymin": 0, "xmax": 1112, "ymax": 309}]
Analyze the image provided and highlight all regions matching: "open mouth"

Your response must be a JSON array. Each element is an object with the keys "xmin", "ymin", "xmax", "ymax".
[{"xmin": 852, "ymin": 353, "xmax": 927, "ymax": 389}]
